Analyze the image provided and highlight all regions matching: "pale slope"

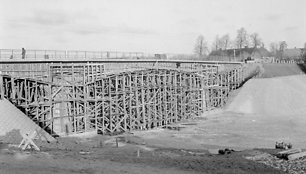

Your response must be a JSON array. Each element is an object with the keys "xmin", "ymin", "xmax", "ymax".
[
  {"xmin": 226, "ymin": 75, "xmax": 306, "ymax": 116},
  {"xmin": 0, "ymin": 98, "xmax": 54, "ymax": 143}
]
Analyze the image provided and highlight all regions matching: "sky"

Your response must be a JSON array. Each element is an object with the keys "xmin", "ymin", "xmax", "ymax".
[{"xmin": 0, "ymin": 0, "xmax": 305, "ymax": 54}]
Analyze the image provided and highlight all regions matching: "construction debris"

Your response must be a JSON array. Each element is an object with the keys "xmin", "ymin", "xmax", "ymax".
[
  {"xmin": 246, "ymin": 151, "xmax": 306, "ymax": 174},
  {"xmin": 275, "ymin": 141, "xmax": 292, "ymax": 150},
  {"xmin": 218, "ymin": 148, "xmax": 235, "ymax": 155},
  {"xmin": 18, "ymin": 132, "xmax": 40, "ymax": 151},
  {"xmin": 288, "ymin": 151, "xmax": 306, "ymax": 161},
  {"xmin": 277, "ymin": 149, "xmax": 302, "ymax": 160}
]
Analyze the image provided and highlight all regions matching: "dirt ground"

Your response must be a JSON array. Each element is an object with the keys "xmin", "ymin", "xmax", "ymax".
[
  {"xmin": 0, "ymin": 136, "xmax": 284, "ymax": 174},
  {"xmin": 1, "ymin": 63, "xmax": 305, "ymax": 174},
  {"xmin": 261, "ymin": 63, "xmax": 305, "ymax": 78}
]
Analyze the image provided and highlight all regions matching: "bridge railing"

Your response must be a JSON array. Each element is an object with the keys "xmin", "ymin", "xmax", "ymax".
[{"xmin": 0, "ymin": 49, "xmax": 146, "ymax": 60}]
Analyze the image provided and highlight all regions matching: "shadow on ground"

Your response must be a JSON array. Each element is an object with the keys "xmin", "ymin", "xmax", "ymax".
[{"xmin": 297, "ymin": 63, "xmax": 306, "ymax": 74}]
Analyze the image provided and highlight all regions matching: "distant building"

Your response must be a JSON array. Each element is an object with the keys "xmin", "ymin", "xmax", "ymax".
[
  {"xmin": 154, "ymin": 54, "xmax": 167, "ymax": 59},
  {"xmin": 209, "ymin": 46, "xmax": 271, "ymax": 62}
]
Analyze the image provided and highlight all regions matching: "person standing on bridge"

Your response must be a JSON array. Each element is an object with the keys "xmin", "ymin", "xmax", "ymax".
[{"xmin": 21, "ymin": 48, "xmax": 26, "ymax": 59}]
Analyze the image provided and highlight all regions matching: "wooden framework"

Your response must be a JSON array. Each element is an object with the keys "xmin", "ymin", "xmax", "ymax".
[{"xmin": 0, "ymin": 62, "xmax": 245, "ymax": 136}]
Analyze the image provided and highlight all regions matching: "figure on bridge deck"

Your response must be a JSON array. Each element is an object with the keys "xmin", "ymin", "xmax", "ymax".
[{"xmin": 21, "ymin": 48, "xmax": 26, "ymax": 59}]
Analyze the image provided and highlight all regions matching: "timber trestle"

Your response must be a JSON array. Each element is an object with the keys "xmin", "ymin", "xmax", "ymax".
[{"xmin": 0, "ymin": 62, "xmax": 246, "ymax": 136}]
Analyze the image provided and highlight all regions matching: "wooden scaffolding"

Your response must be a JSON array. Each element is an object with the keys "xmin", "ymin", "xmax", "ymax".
[{"xmin": 0, "ymin": 62, "xmax": 245, "ymax": 136}]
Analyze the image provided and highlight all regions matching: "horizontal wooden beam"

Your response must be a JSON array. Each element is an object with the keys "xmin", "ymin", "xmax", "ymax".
[{"xmin": 0, "ymin": 59, "xmax": 244, "ymax": 65}]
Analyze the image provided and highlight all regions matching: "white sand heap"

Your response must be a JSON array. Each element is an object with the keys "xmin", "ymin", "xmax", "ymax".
[
  {"xmin": 226, "ymin": 75, "xmax": 306, "ymax": 116},
  {"xmin": 0, "ymin": 98, "xmax": 55, "ymax": 143}
]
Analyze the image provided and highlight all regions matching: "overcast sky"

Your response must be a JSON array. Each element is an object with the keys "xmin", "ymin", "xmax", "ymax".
[{"xmin": 0, "ymin": 0, "xmax": 305, "ymax": 54}]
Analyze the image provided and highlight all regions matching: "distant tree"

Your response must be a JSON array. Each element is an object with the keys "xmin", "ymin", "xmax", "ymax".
[
  {"xmin": 269, "ymin": 42, "xmax": 279, "ymax": 56},
  {"xmin": 212, "ymin": 34, "xmax": 231, "ymax": 51},
  {"xmin": 212, "ymin": 35, "xmax": 223, "ymax": 51},
  {"xmin": 302, "ymin": 50, "xmax": 306, "ymax": 62},
  {"xmin": 279, "ymin": 41, "xmax": 288, "ymax": 59},
  {"xmin": 235, "ymin": 27, "xmax": 249, "ymax": 49},
  {"xmin": 229, "ymin": 40, "xmax": 236, "ymax": 49},
  {"xmin": 221, "ymin": 34, "xmax": 230, "ymax": 50},
  {"xmin": 250, "ymin": 33, "xmax": 262, "ymax": 48},
  {"xmin": 261, "ymin": 42, "xmax": 265, "ymax": 48},
  {"xmin": 279, "ymin": 41, "xmax": 288, "ymax": 51},
  {"xmin": 303, "ymin": 43, "xmax": 306, "ymax": 61},
  {"xmin": 194, "ymin": 35, "xmax": 208, "ymax": 57}
]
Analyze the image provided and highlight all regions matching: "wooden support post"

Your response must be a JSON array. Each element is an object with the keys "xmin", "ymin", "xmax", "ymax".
[
  {"xmin": 158, "ymin": 73, "xmax": 162, "ymax": 126},
  {"xmin": 108, "ymin": 77, "xmax": 112, "ymax": 133},
  {"xmin": 134, "ymin": 73, "xmax": 140, "ymax": 129},
  {"xmin": 101, "ymin": 78, "xmax": 105, "ymax": 133},
  {"xmin": 146, "ymin": 74, "xmax": 151, "ymax": 128},
  {"xmin": 153, "ymin": 73, "xmax": 157, "ymax": 128},
  {"xmin": 94, "ymin": 81, "xmax": 98, "ymax": 133},
  {"xmin": 128, "ymin": 74, "xmax": 133, "ymax": 130},
  {"xmin": 174, "ymin": 71, "xmax": 178, "ymax": 122},
  {"xmin": 141, "ymin": 72, "xmax": 146, "ymax": 129},
  {"xmin": 123, "ymin": 76, "xmax": 127, "ymax": 131},
  {"xmin": 163, "ymin": 72, "xmax": 167, "ymax": 125},
  {"xmin": 0, "ymin": 76, "xmax": 3, "ymax": 99}
]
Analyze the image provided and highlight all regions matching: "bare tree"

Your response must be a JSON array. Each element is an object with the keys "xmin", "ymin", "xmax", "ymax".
[
  {"xmin": 250, "ymin": 33, "xmax": 262, "ymax": 48},
  {"xmin": 279, "ymin": 41, "xmax": 288, "ymax": 59},
  {"xmin": 235, "ymin": 27, "xmax": 249, "ymax": 49},
  {"xmin": 221, "ymin": 34, "xmax": 230, "ymax": 50},
  {"xmin": 212, "ymin": 34, "xmax": 231, "ymax": 51},
  {"xmin": 279, "ymin": 41, "xmax": 288, "ymax": 51},
  {"xmin": 194, "ymin": 35, "xmax": 208, "ymax": 57},
  {"xmin": 269, "ymin": 42, "xmax": 279, "ymax": 56},
  {"xmin": 212, "ymin": 35, "xmax": 223, "ymax": 51},
  {"xmin": 261, "ymin": 42, "xmax": 265, "ymax": 48}
]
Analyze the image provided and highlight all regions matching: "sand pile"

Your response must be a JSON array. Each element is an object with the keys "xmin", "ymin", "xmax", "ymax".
[
  {"xmin": 0, "ymin": 98, "xmax": 55, "ymax": 143},
  {"xmin": 226, "ymin": 75, "xmax": 306, "ymax": 116}
]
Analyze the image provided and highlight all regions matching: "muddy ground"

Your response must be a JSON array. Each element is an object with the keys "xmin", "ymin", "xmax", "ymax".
[
  {"xmin": 1, "ymin": 63, "xmax": 305, "ymax": 174},
  {"xmin": 0, "ymin": 136, "xmax": 284, "ymax": 174}
]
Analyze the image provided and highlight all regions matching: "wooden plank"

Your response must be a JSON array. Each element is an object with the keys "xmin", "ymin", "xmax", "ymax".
[
  {"xmin": 278, "ymin": 148, "xmax": 302, "ymax": 155},
  {"xmin": 288, "ymin": 151, "xmax": 306, "ymax": 160},
  {"xmin": 277, "ymin": 148, "xmax": 302, "ymax": 159}
]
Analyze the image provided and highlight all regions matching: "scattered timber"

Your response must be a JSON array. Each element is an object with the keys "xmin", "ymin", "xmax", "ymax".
[{"xmin": 288, "ymin": 151, "xmax": 306, "ymax": 161}]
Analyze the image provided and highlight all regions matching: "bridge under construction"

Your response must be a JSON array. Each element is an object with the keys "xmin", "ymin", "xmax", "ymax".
[{"xmin": 0, "ymin": 50, "xmax": 259, "ymax": 138}]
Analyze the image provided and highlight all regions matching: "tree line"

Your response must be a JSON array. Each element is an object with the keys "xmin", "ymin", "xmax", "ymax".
[{"xmin": 194, "ymin": 27, "xmax": 288, "ymax": 58}]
